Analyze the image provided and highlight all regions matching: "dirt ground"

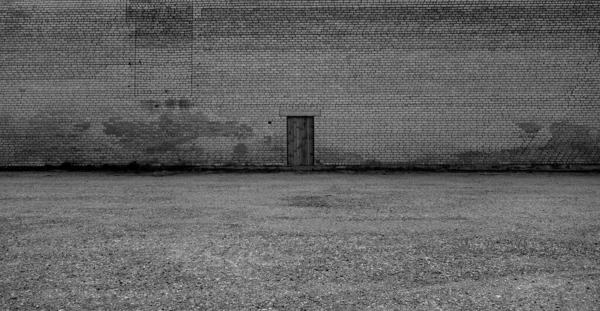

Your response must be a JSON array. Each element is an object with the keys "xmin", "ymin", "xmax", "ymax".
[{"xmin": 1, "ymin": 171, "xmax": 599, "ymax": 310}]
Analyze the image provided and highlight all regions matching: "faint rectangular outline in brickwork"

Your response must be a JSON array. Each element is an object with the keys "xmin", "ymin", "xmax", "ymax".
[{"xmin": 127, "ymin": 0, "xmax": 194, "ymax": 97}]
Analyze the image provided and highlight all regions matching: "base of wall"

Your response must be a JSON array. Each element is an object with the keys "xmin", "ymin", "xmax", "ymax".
[{"xmin": 1, "ymin": 163, "xmax": 600, "ymax": 173}]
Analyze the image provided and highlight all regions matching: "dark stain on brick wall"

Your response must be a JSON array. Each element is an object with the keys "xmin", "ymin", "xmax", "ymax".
[
  {"xmin": 0, "ymin": 8, "xmax": 31, "ymax": 35},
  {"xmin": 363, "ymin": 159, "xmax": 383, "ymax": 167},
  {"xmin": 233, "ymin": 143, "xmax": 248, "ymax": 155},
  {"xmin": 545, "ymin": 122, "xmax": 596, "ymax": 149},
  {"xmin": 102, "ymin": 112, "xmax": 253, "ymax": 154},
  {"xmin": 165, "ymin": 98, "xmax": 192, "ymax": 108},
  {"xmin": 456, "ymin": 122, "xmax": 600, "ymax": 164},
  {"xmin": 198, "ymin": 6, "xmax": 600, "ymax": 50},
  {"xmin": 141, "ymin": 100, "xmax": 161, "ymax": 108},
  {"xmin": 517, "ymin": 122, "xmax": 542, "ymax": 134},
  {"xmin": 146, "ymin": 138, "xmax": 194, "ymax": 154},
  {"xmin": 11, "ymin": 114, "xmax": 90, "ymax": 164},
  {"xmin": 141, "ymin": 98, "xmax": 192, "ymax": 109},
  {"xmin": 456, "ymin": 150, "xmax": 490, "ymax": 164},
  {"xmin": 127, "ymin": 0, "xmax": 192, "ymax": 47},
  {"xmin": 1, "ymin": 4, "xmax": 115, "ymax": 80},
  {"xmin": 103, "ymin": 120, "xmax": 137, "ymax": 138},
  {"xmin": 73, "ymin": 122, "xmax": 91, "ymax": 132}
]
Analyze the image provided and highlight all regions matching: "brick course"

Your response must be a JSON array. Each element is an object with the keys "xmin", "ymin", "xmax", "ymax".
[{"xmin": 1, "ymin": 0, "xmax": 599, "ymax": 167}]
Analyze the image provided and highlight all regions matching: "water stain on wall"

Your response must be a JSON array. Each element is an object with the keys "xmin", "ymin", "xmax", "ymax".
[
  {"xmin": 0, "ymin": 8, "xmax": 31, "ymax": 35},
  {"xmin": 165, "ymin": 98, "xmax": 192, "ymax": 108},
  {"xmin": 545, "ymin": 122, "xmax": 596, "ymax": 149},
  {"xmin": 517, "ymin": 122, "xmax": 542, "ymax": 134},
  {"xmin": 141, "ymin": 98, "xmax": 192, "ymax": 109},
  {"xmin": 233, "ymin": 143, "xmax": 248, "ymax": 155},
  {"xmin": 363, "ymin": 159, "xmax": 383, "ymax": 166},
  {"xmin": 10, "ymin": 113, "xmax": 90, "ymax": 164},
  {"xmin": 146, "ymin": 138, "xmax": 194, "ymax": 154},
  {"xmin": 456, "ymin": 122, "xmax": 600, "ymax": 164},
  {"xmin": 127, "ymin": 0, "xmax": 193, "ymax": 47},
  {"xmin": 103, "ymin": 120, "xmax": 136, "ymax": 137},
  {"xmin": 102, "ymin": 112, "xmax": 253, "ymax": 154},
  {"xmin": 73, "ymin": 122, "xmax": 91, "ymax": 132}
]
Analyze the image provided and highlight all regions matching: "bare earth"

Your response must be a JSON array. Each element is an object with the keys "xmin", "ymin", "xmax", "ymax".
[{"xmin": 1, "ymin": 171, "xmax": 599, "ymax": 310}]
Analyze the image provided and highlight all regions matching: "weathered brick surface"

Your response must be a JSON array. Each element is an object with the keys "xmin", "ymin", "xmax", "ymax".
[{"xmin": 1, "ymin": 0, "xmax": 599, "ymax": 167}]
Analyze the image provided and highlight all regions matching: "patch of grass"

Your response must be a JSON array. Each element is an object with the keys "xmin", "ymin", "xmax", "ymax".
[{"xmin": 1, "ymin": 172, "xmax": 599, "ymax": 310}]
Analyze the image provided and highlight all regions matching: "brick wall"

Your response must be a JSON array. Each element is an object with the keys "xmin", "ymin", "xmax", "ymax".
[{"xmin": 1, "ymin": 0, "xmax": 599, "ymax": 167}]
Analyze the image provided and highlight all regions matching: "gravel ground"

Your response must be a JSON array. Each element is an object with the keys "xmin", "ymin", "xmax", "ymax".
[{"xmin": 1, "ymin": 171, "xmax": 599, "ymax": 310}]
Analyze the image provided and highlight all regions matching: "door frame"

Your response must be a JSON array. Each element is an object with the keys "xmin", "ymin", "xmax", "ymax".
[
  {"xmin": 279, "ymin": 110, "xmax": 321, "ymax": 167},
  {"xmin": 287, "ymin": 116, "xmax": 314, "ymax": 166}
]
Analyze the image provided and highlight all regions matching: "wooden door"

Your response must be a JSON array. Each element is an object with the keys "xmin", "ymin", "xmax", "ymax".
[{"xmin": 287, "ymin": 117, "xmax": 314, "ymax": 166}]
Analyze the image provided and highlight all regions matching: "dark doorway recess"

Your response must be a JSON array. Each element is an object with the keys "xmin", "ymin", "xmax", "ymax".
[{"xmin": 287, "ymin": 117, "xmax": 314, "ymax": 166}]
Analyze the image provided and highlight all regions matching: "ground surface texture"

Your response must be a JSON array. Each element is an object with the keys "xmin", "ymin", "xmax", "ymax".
[{"xmin": 1, "ymin": 171, "xmax": 599, "ymax": 310}]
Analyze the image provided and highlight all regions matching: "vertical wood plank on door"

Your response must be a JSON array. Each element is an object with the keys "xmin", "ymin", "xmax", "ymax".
[
  {"xmin": 297, "ymin": 118, "xmax": 305, "ymax": 166},
  {"xmin": 287, "ymin": 117, "xmax": 295, "ymax": 166},
  {"xmin": 306, "ymin": 117, "xmax": 314, "ymax": 166}
]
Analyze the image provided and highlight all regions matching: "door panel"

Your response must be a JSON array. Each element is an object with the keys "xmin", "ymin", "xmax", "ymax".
[{"xmin": 287, "ymin": 117, "xmax": 314, "ymax": 166}]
